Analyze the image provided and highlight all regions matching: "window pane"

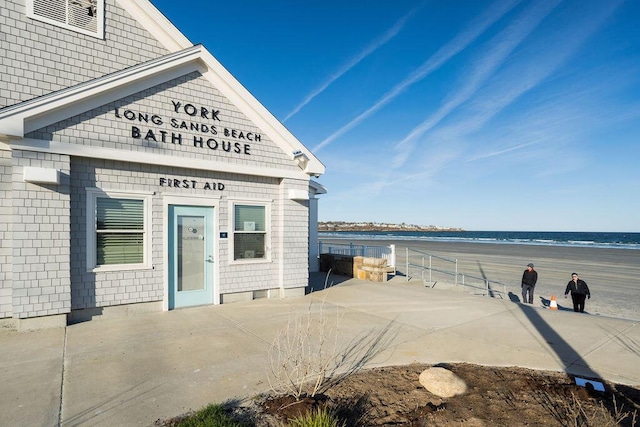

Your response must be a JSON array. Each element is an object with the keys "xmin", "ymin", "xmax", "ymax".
[
  {"xmin": 234, "ymin": 205, "xmax": 265, "ymax": 231},
  {"xmin": 33, "ymin": 0, "xmax": 66, "ymax": 23},
  {"xmin": 69, "ymin": 1, "xmax": 98, "ymax": 32},
  {"xmin": 97, "ymin": 233, "xmax": 143, "ymax": 264},
  {"xmin": 234, "ymin": 233, "xmax": 265, "ymax": 259},
  {"xmin": 95, "ymin": 197, "xmax": 144, "ymax": 266},
  {"xmin": 177, "ymin": 215, "xmax": 205, "ymax": 291},
  {"xmin": 97, "ymin": 198, "xmax": 143, "ymax": 230}
]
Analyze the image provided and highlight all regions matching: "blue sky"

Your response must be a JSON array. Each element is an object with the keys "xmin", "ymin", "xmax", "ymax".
[{"xmin": 151, "ymin": 0, "xmax": 640, "ymax": 232}]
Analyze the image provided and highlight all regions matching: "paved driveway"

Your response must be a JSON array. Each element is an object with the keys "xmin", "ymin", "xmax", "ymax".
[{"xmin": 2, "ymin": 275, "xmax": 639, "ymax": 426}]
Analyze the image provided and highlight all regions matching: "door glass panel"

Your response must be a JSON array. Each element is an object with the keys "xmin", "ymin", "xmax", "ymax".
[{"xmin": 177, "ymin": 215, "xmax": 205, "ymax": 292}]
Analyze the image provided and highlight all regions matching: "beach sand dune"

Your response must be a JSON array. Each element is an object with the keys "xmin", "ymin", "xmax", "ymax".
[{"xmin": 321, "ymin": 239, "xmax": 640, "ymax": 322}]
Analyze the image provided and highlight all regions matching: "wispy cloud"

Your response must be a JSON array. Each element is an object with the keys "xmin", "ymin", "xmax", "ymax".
[
  {"xmin": 313, "ymin": 0, "xmax": 523, "ymax": 153},
  {"xmin": 282, "ymin": 4, "xmax": 422, "ymax": 123},
  {"xmin": 390, "ymin": 0, "xmax": 562, "ymax": 169},
  {"xmin": 465, "ymin": 140, "xmax": 541, "ymax": 163},
  {"xmin": 332, "ymin": 141, "xmax": 464, "ymax": 200},
  {"xmin": 457, "ymin": 0, "xmax": 625, "ymax": 164},
  {"xmin": 320, "ymin": 0, "xmax": 630, "ymax": 216}
]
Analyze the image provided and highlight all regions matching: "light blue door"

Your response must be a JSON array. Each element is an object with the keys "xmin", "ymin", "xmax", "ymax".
[{"xmin": 168, "ymin": 205, "xmax": 214, "ymax": 309}]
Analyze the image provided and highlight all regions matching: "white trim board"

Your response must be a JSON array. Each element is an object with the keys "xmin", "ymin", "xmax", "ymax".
[{"xmin": 12, "ymin": 138, "xmax": 310, "ymax": 180}]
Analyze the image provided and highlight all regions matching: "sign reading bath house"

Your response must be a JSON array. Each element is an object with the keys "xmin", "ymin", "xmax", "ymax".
[{"xmin": 114, "ymin": 100, "xmax": 261, "ymax": 156}]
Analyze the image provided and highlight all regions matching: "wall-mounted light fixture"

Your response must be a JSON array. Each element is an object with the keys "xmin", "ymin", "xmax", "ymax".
[{"xmin": 292, "ymin": 150, "xmax": 309, "ymax": 170}]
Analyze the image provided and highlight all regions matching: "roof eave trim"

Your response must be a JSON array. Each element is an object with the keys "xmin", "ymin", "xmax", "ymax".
[
  {"xmin": 309, "ymin": 180, "xmax": 327, "ymax": 195},
  {"xmin": 115, "ymin": 0, "xmax": 192, "ymax": 52},
  {"xmin": 0, "ymin": 45, "xmax": 206, "ymax": 137}
]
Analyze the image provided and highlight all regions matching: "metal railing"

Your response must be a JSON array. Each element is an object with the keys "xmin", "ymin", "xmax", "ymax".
[
  {"xmin": 405, "ymin": 247, "xmax": 458, "ymax": 285},
  {"xmin": 318, "ymin": 242, "xmax": 396, "ymax": 273},
  {"xmin": 404, "ymin": 247, "xmax": 509, "ymax": 298},
  {"xmin": 317, "ymin": 242, "xmax": 509, "ymax": 297}
]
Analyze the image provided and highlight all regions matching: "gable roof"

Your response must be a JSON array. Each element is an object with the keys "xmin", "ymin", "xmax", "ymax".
[
  {"xmin": 116, "ymin": 0, "xmax": 323, "ymax": 177},
  {"xmin": 0, "ymin": 0, "xmax": 324, "ymax": 177}
]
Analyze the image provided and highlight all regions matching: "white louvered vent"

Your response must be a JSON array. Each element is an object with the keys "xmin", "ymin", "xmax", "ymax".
[{"xmin": 27, "ymin": 0, "xmax": 104, "ymax": 39}]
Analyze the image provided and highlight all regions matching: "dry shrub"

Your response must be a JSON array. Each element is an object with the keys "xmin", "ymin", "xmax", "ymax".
[
  {"xmin": 266, "ymin": 272, "xmax": 344, "ymax": 400},
  {"xmin": 554, "ymin": 391, "xmax": 638, "ymax": 427},
  {"xmin": 266, "ymin": 270, "xmax": 402, "ymax": 405}
]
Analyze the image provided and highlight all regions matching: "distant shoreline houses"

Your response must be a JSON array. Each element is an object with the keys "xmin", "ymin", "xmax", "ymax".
[{"xmin": 318, "ymin": 221, "xmax": 464, "ymax": 232}]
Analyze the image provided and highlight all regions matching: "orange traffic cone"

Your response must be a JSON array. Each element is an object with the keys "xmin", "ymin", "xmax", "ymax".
[{"xmin": 549, "ymin": 295, "xmax": 558, "ymax": 310}]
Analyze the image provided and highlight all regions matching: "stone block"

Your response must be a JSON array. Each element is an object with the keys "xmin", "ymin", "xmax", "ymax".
[
  {"xmin": 353, "ymin": 256, "xmax": 364, "ymax": 277},
  {"xmin": 363, "ymin": 257, "xmax": 387, "ymax": 268},
  {"xmin": 355, "ymin": 257, "xmax": 388, "ymax": 282}
]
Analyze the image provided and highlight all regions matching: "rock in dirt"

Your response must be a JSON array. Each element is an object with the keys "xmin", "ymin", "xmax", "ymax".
[{"xmin": 419, "ymin": 367, "xmax": 467, "ymax": 398}]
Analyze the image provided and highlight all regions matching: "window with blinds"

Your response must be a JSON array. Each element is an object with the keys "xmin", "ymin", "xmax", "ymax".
[
  {"xmin": 27, "ymin": 0, "xmax": 104, "ymax": 39},
  {"xmin": 86, "ymin": 189, "xmax": 151, "ymax": 270},
  {"xmin": 233, "ymin": 204, "xmax": 268, "ymax": 260},
  {"xmin": 96, "ymin": 198, "xmax": 144, "ymax": 265}
]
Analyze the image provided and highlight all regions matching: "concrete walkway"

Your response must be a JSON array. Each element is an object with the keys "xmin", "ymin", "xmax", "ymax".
[{"xmin": 2, "ymin": 274, "xmax": 639, "ymax": 426}]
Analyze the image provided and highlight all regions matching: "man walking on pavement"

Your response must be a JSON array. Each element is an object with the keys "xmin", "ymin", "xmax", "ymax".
[
  {"xmin": 521, "ymin": 263, "xmax": 538, "ymax": 304},
  {"xmin": 565, "ymin": 272, "xmax": 591, "ymax": 313}
]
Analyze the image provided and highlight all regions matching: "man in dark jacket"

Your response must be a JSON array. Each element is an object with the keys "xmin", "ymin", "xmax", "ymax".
[
  {"xmin": 565, "ymin": 273, "xmax": 591, "ymax": 313},
  {"xmin": 521, "ymin": 263, "xmax": 538, "ymax": 304}
]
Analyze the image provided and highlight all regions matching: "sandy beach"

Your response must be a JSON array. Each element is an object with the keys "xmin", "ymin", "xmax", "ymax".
[{"xmin": 319, "ymin": 238, "xmax": 640, "ymax": 322}]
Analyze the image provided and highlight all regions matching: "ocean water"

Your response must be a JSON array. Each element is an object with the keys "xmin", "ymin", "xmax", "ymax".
[{"xmin": 318, "ymin": 231, "xmax": 640, "ymax": 250}]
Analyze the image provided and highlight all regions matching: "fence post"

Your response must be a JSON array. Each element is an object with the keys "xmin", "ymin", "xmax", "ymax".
[
  {"xmin": 485, "ymin": 280, "xmax": 489, "ymax": 297},
  {"xmin": 405, "ymin": 247, "xmax": 409, "ymax": 282},
  {"xmin": 455, "ymin": 259, "xmax": 458, "ymax": 287},
  {"xmin": 389, "ymin": 244, "xmax": 396, "ymax": 274},
  {"xmin": 429, "ymin": 255, "xmax": 432, "ymax": 285}
]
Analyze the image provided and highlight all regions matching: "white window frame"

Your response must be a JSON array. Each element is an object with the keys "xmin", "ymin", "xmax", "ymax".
[
  {"xmin": 26, "ymin": 0, "xmax": 105, "ymax": 39},
  {"xmin": 229, "ymin": 199, "xmax": 272, "ymax": 264},
  {"xmin": 86, "ymin": 188, "xmax": 153, "ymax": 272}
]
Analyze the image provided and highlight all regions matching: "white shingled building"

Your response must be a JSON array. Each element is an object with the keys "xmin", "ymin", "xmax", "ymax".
[{"xmin": 0, "ymin": 0, "xmax": 326, "ymax": 330}]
